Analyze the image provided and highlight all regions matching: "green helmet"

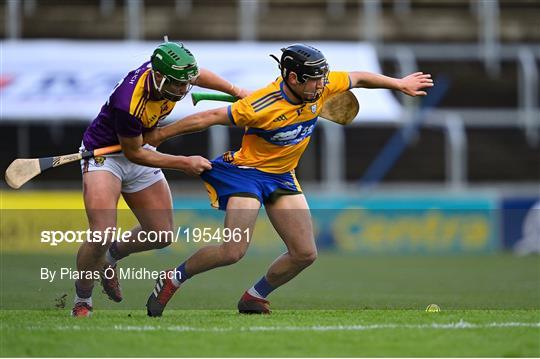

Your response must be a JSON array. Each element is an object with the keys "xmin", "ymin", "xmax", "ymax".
[{"xmin": 150, "ymin": 42, "xmax": 199, "ymax": 101}]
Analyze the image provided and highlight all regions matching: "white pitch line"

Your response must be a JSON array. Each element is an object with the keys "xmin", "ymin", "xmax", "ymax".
[{"xmin": 21, "ymin": 320, "xmax": 540, "ymax": 333}]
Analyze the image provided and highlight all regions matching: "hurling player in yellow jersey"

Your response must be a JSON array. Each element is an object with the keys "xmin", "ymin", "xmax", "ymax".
[
  {"xmin": 144, "ymin": 44, "xmax": 433, "ymax": 316},
  {"xmin": 71, "ymin": 41, "xmax": 249, "ymax": 317}
]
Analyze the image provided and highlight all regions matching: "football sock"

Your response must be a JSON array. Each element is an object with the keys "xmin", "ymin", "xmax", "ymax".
[
  {"xmin": 75, "ymin": 296, "xmax": 93, "ymax": 306},
  {"xmin": 75, "ymin": 281, "xmax": 93, "ymax": 306},
  {"xmin": 106, "ymin": 241, "xmax": 128, "ymax": 265},
  {"xmin": 105, "ymin": 250, "xmax": 117, "ymax": 266},
  {"xmin": 171, "ymin": 262, "xmax": 190, "ymax": 287},
  {"xmin": 247, "ymin": 276, "xmax": 275, "ymax": 299}
]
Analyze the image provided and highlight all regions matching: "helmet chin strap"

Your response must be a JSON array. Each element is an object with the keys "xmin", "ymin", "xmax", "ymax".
[
  {"xmin": 283, "ymin": 79, "xmax": 305, "ymax": 104},
  {"xmin": 286, "ymin": 80, "xmax": 321, "ymax": 103},
  {"xmin": 301, "ymin": 83, "xmax": 321, "ymax": 103},
  {"xmin": 150, "ymin": 70, "xmax": 188, "ymax": 102},
  {"xmin": 283, "ymin": 73, "xmax": 322, "ymax": 103}
]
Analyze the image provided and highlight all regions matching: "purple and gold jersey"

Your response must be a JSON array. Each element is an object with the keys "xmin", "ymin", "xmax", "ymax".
[
  {"xmin": 82, "ymin": 61, "xmax": 176, "ymax": 150},
  {"xmin": 226, "ymin": 71, "xmax": 351, "ymax": 174}
]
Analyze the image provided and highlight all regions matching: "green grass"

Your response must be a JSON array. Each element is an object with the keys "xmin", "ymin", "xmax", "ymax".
[
  {"xmin": 1, "ymin": 252, "xmax": 539, "ymax": 356},
  {"xmin": 1, "ymin": 310, "xmax": 539, "ymax": 357}
]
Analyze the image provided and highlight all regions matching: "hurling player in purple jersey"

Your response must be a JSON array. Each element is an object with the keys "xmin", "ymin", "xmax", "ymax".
[{"xmin": 71, "ymin": 40, "xmax": 249, "ymax": 317}]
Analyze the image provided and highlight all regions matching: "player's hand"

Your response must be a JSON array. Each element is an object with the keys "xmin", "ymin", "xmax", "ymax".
[
  {"xmin": 143, "ymin": 127, "xmax": 164, "ymax": 147},
  {"xmin": 398, "ymin": 72, "xmax": 434, "ymax": 97},
  {"xmin": 232, "ymin": 86, "xmax": 251, "ymax": 99},
  {"xmin": 183, "ymin": 155, "xmax": 212, "ymax": 176}
]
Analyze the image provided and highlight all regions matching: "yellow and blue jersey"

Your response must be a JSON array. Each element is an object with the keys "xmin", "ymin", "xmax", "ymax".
[
  {"xmin": 83, "ymin": 61, "xmax": 176, "ymax": 150},
  {"xmin": 202, "ymin": 71, "xmax": 351, "ymax": 210},
  {"xmin": 226, "ymin": 71, "xmax": 351, "ymax": 173}
]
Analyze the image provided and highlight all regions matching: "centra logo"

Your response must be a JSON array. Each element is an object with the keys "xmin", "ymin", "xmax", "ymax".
[{"xmin": 273, "ymin": 114, "xmax": 288, "ymax": 122}]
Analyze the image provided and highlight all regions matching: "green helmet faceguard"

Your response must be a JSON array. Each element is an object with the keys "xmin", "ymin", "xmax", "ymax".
[{"xmin": 150, "ymin": 42, "xmax": 199, "ymax": 102}]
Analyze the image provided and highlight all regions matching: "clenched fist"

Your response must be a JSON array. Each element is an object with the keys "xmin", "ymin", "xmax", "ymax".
[
  {"xmin": 233, "ymin": 86, "xmax": 251, "ymax": 99},
  {"xmin": 183, "ymin": 155, "xmax": 212, "ymax": 176}
]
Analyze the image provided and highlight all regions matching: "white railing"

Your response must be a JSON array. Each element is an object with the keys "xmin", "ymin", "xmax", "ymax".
[{"xmin": 518, "ymin": 48, "xmax": 540, "ymax": 147}]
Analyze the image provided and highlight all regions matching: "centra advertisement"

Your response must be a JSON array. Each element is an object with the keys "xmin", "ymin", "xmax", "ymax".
[{"xmin": 1, "ymin": 192, "xmax": 498, "ymax": 255}]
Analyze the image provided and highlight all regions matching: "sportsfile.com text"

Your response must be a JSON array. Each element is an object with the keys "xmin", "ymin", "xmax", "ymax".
[{"xmin": 40, "ymin": 227, "xmax": 250, "ymax": 246}]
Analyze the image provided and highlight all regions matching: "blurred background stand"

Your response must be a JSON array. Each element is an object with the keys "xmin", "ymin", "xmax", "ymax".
[{"xmin": 1, "ymin": 0, "xmax": 539, "ymax": 253}]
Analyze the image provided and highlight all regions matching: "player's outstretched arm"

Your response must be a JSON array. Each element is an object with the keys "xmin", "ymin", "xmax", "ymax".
[
  {"xmin": 349, "ymin": 71, "xmax": 434, "ymax": 97},
  {"xmin": 144, "ymin": 107, "xmax": 230, "ymax": 147},
  {"xmin": 194, "ymin": 68, "xmax": 250, "ymax": 98},
  {"xmin": 120, "ymin": 134, "xmax": 211, "ymax": 176}
]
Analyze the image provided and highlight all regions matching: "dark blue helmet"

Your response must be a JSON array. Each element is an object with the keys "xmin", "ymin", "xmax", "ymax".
[{"xmin": 272, "ymin": 44, "xmax": 329, "ymax": 84}]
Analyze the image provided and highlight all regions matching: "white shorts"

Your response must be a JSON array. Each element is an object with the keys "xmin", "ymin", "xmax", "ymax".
[{"xmin": 80, "ymin": 143, "xmax": 166, "ymax": 193}]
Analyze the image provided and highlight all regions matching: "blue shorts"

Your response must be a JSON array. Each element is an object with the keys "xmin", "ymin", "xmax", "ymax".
[{"xmin": 200, "ymin": 154, "xmax": 302, "ymax": 210}]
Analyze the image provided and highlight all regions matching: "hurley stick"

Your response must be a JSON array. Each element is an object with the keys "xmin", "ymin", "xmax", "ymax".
[
  {"xmin": 5, "ymin": 144, "xmax": 122, "ymax": 189},
  {"xmin": 191, "ymin": 91, "xmax": 359, "ymax": 125}
]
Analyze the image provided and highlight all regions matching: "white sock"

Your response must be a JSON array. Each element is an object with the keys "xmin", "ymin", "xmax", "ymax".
[
  {"xmin": 105, "ymin": 250, "xmax": 117, "ymax": 266},
  {"xmin": 75, "ymin": 296, "xmax": 92, "ymax": 307},
  {"xmin": 247, "ymin": 287, "xmax": 264, "ymax": 299}
]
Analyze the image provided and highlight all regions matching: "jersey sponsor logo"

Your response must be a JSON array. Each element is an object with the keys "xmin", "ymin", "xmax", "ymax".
[
  {"xmin": 245, "ymin": 117, "xmax": 318, "ymax": 146},
  {"xmin": 270, "ymin": 125, "xmax": 306, "ymax": 142},
  {"xmin": 265, "ymin": 118, "xmax": 318, "ymax": 146},
  {"xmin": 311, "ymin": 104, "xmax": 317, "ymax": 113}
]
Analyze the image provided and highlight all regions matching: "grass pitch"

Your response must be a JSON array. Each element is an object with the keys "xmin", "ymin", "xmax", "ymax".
[
  {"xmin": 2, "ymin": 309, "xmax": 539, "ymax": 357},
  {"xmin": 1, "ymin": 253, "xmax": 539, "ymax": 356}
]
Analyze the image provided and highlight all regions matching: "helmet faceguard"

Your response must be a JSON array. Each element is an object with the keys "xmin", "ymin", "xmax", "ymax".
[
  {"xmin": 151, "ymin": 71, "xmax": 193, "ymax": 102},
  {"xmin": 150, "ymin": 41, "xmax": 199, "ymax": 102},
  {"xmin": 271, "ymin": 43, "xmax": 329, "ymax": 102}
]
